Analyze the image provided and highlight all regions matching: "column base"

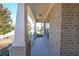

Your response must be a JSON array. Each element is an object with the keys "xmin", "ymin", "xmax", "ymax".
[{"xmin": 9, "ymin": 47, "xmax": 26, "ymax": 56}]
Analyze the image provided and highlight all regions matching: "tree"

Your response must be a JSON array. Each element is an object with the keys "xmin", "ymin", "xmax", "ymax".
[{"xmin": 0, "ymin": 4, "xmax": 14, "ymax": 35}]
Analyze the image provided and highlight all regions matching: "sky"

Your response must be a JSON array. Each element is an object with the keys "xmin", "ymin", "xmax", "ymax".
[{"xmin": 3, "ymin": 3, "xmax": 17, "ymax": 25}]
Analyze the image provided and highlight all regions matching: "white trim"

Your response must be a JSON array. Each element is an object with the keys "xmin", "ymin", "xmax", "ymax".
[{"xmin": 44, "ymin": 4, "xmax": 54, "ymax": 21}]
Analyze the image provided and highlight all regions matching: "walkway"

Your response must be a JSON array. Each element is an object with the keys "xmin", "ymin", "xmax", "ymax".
[{"xmin": 31, "ymin": 37, "xmax": 50, "ymax": 56}]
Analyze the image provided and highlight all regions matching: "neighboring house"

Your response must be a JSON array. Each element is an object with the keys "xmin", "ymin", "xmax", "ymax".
[
  {"xmin": 0, "ymin": 31, "xmax": 14, "ymax": 49},
  {"xmin": 0, "ymin": 31, "xmax": 14, "ymax": 40},
  {"xmin": 4, "ymin": 31, "xmax": 15, "ymax": 39},
  {"xmin": 4, "ymin": 31, "xmax": 15, "ymax": 44},
  {"xmin": 0, "ymin": 35, "xmax": 4, "ymax": 40}
]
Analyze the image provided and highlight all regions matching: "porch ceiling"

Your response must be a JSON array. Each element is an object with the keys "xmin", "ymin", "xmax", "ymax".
[{"xmin": 29, "ymin": 4, "xmax": 53, "ymax": 22}]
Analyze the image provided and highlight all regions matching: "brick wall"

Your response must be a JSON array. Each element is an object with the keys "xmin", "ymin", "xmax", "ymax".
[
  {"xmin": 48, "ymin": 4, "xmax": 62, "ymax": 55},
  {"xmin": 60, "ymin": 4, "xmax": 79, "ymax": 56}
]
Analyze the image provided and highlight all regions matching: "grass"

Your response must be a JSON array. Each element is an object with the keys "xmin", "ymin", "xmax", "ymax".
[
  {"xmin": 0, "ymin": 46, "xmax": 9, "ymax": 56},
  {"xmin": 37, "ymin": 31, "xmax": 43, "ymax": 37}
]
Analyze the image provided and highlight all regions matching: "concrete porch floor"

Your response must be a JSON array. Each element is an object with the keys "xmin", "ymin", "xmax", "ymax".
[{"xmin": 31, "ymin": 37, "xmax": 50, "ymax": 56}]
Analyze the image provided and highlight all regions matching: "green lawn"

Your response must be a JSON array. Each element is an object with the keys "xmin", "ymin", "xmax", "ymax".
[
  {"xmin": 37, "ymin": 31, "xmax": 43, "ymax": 37},
  {"xmin": 0, "ymin": 47, "xmax": 9, "ymax": 56}
]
